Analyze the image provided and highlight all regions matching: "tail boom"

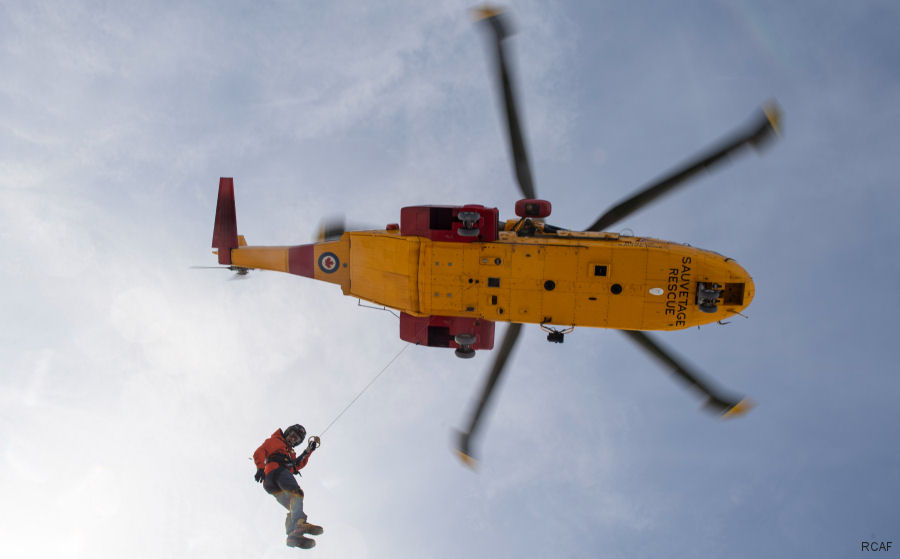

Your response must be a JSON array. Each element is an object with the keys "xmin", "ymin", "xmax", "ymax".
[{"xmin": 229, "ymin": 242, "xmax": 349, "ymax": 292}]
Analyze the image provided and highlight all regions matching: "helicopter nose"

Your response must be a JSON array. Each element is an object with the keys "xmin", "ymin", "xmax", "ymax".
[{"xmin": 742, "ymin": 274, "xmax": 756, "ymax": 312}]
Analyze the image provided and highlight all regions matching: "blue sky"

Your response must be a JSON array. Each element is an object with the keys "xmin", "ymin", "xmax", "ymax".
[{"xmin": 2, "ymin": 1, "xmax": 898, "ymax": 557}]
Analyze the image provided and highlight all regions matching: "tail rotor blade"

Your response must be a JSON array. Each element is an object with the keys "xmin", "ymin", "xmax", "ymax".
[
  {"xmin": 622, "ymin": 330, "xmax": 753, "ymax": 417},
  {"xmin": 455, "ymin": 322, "xmax": 523, "ymax": 467},
  {"xmin": 474, "ymin": 7, "xmax": 537, "ymax": 200},
  {"xmin": 586, "ymin": 101, "xmax": 782, "ymax": 232},
  {"xmin": 190, "ymin": 265, "xmax": 253, "ymax": 279}
]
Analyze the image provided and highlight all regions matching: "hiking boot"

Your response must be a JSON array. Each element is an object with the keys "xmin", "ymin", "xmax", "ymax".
[
  {"xmin": 294, "ymin": 520, "xmax": 324, "ymax": 536},
  {"xmin": 286, "ymin": 534, "xmax": 316, "ymax": 549}
]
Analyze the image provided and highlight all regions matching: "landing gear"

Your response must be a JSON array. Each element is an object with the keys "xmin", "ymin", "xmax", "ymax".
[
  {"xmin": 697, "ymin": 283, "xmax": 723, "ymax": 313},
  {"xmin": 454, "ymin": 333, "xmax": 477, "ymax": 358},
  {"xmin": 457, "ymin": 211, "xmax": 481, "ymax": 237}
]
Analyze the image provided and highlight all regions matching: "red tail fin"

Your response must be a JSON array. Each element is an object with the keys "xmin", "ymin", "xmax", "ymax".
[{"xmin": 212, "ymin": 177, "xmax": 239, "ymax": 265}]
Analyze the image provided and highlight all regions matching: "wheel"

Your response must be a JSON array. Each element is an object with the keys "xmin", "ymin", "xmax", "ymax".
[
  {"xmin": 699, "ymin": 303, "xmax": 718, "ymax": 313},
  {"xmin": 454, "ymin": 333, "xmax": 476, "ymax": 346},
  {"xmin": 457, "ymin": 227, "xmax": 480, "ymax": 237},
  {"xmin": 457, "ymin": 211, "xmax": 481, "ymax": 223},
  {"xmin": 455, "ymin": 347, "xmax": 476, "ymax": 359}
]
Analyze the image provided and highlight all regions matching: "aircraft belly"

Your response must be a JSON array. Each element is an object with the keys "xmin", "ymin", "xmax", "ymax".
[
  {"xmin": 348, "ymin": 233, "xmax": 421, "ymax": 314},
  {"xmin": 539, "ymin": 245, "xmax": 579, "ymax": 325},
  {"xmin": 644, "ymin": 246, "xmax": 698, "ymax": 330},
  {"xmin": 472, "ymin": 241, "xmax": 615, "ymax": 328},
  {"xmin": 388, "ymin": 235, "xmax": 754, "ymax": 331},
  {"xmin": 506, "ymin": 244, "xmax": 545, "ymax": 323},
  {"xmin": 422, "ymin": 243, "xmax": 467, "ymax": 317},
  {"xmin": 603, "ymin": 244, "xmax": 648, "ymax": 329},
  {"xmin": 573, "ymin": 246, "xmax": 613, "ymax": 327}
]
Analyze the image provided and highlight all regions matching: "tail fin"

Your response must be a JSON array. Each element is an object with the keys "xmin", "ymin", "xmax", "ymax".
[{"xmin": 212, "ymin": 177, "xmax": 239, "ymax": 265}]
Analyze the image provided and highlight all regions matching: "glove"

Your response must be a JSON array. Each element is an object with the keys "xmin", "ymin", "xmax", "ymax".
[
  {"xmin": 307, "ymin": 436, "xmax": 321, "ymax": 451},
  {"xmin": 254, "ymin": 468, "xmax": 265, "ymax": 483}
]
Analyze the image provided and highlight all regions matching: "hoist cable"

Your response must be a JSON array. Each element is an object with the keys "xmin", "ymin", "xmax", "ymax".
[{"xmin": 319, "ymin": 341, "xmax": 413, "ymax": 436}]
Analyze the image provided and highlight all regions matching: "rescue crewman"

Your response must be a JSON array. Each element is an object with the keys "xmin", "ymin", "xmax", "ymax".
[{"xmin": 253, "ymin": 424, "xmax": 323, "ymax": 549}]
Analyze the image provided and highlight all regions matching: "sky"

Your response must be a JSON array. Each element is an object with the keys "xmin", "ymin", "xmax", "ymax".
[{"xmin": 2, "ymin": 1, "xmax": 899, "ymax": 557}]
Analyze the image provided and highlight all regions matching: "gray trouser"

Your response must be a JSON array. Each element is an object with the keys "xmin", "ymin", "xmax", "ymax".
[{"xmin": 263, "ymin": 467, "xmax": 307, "ymax": 533}]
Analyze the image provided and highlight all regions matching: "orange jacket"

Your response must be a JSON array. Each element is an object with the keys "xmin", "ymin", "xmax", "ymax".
[{"xmin": 253, "ymin": 429, "xmax": 312, "ymax": 475}]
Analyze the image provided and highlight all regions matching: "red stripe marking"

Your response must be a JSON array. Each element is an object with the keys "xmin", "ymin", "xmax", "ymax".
[{"xmin": 288, "ymin": 245, "xmax": 315, "ymax": 278}]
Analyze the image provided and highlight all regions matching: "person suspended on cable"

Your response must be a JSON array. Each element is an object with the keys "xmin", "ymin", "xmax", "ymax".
[{"xmin": 253, "ymin": 424, "xmax": 323, "ymax": 549}]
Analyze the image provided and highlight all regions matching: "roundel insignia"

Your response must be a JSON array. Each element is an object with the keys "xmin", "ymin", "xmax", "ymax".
[{"xmin": 318, "ymin": 252, "xmax": 340, "ymax": 274}]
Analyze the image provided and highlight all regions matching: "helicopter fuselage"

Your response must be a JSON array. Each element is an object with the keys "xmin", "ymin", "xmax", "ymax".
[{"xmin": 226, "ymin": 218, "xmax": 754, "ymax": 332}]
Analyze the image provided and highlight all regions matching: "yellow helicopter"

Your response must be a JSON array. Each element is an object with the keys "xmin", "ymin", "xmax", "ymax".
[{"xmin": 209, "ymin": 8, "xmax": 781, "ymax": 465}]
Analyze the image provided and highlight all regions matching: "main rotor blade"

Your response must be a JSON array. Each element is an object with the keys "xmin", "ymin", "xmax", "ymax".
[
  {"xmin": 474, "ymin": 8, "xmax": 537, "ymax": 200},
  {"xmin": 586, "ymin": 102, "xmax": 782, "ymax": 232},
  {"xmin": 622, "ymin": 330, "xmax": 752, "ymax": 417},
  {"xmin": 316, "ymin": 215, "xmax": 346, "ymax": 242},
  {"xmin": 455, "ymin": 322, "xmax": 523, "ymax": 468}
]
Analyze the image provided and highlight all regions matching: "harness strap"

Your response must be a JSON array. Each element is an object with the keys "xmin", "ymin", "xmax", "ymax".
[{"xmin": 266, "ymin": 452, "xmax": 292, "ymax": 466}]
